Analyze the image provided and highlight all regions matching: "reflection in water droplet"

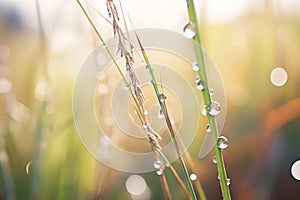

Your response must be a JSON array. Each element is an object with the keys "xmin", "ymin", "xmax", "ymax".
[
  {"xmin": 183, "ymin": 22, "xmax": 196, "ymax": 39},
  {"xmin": 126, "ymin": 175, "xmax": 147, "ymax": 196},
  {"xmin": 190, "ymin": 173, "xmax": 197, "ymax": 181},
  {"xmin": 25, "ymin": 160, "xmax": 32, "ymax": 174},
  {"xmin": 270, "ymin": 67, "xmax": 288, "ymax": 87},
  {"xmin": 291, "ymin": 160, "xmax": 300, "ymax": 180},
  {"xmin": 217, "ymin": 136, "xmax": 229, "ymax": 150},
  {"xmin": 206, "ymin": 124, "xmax": 211, "ymax": 133},
  {"xmin": 208, "ymin": 100, "xmax": 221, "ymax": 116},
  {"xmin": 212, "ymin": 156, "xmax": 217, "ymax": 164},
  {"xmin": 35, "ymin": 82, "xmax": 51, "ymax": 102},
  {"xmin": 0, "ymin": 78, "xmax": 11, "ymax": 94},
  {"xmin": 192, "ymin": 62, "xmax": 199, "ymax": 71}
]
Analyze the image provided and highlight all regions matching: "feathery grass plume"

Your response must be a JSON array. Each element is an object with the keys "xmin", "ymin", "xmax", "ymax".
[
  {"xmin": 185, "ymin": 0, "xmax": 232, "ymax": 199},
  {"xmin": 76, "ymin": 0, "xmax": 176, "ymax": 198}
]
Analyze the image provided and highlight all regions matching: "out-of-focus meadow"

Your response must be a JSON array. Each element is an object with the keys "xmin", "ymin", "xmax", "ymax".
[{"xmin": 0, "ymin": 0, "xmax": 300, "ymax": 199}]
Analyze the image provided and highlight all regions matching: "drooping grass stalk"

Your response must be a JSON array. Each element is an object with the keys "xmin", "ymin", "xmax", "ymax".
[
  {"xmin": 75, "ymin": 1, "xmax": 179, "ymax": 197},
  {"xmin": 134, "ymin": 33, "xmax": 197, "ymax": 200},
  {"xmin": 88, "ymin": 4, "xmax": 205, "ymax": 197},
  {"xmin": 185, "ymin": 0, "xmax": 232, "ymax": 199}
]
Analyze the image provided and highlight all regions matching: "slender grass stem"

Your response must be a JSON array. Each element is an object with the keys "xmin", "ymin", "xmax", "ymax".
[
  {"xmin": 185, "ymin": 0, "xmax": 231, "ymax": 199},
  {"xmin": 160, "ymin": 174, "xmax": 172, "ymax": 200},
  {"xmin": 134, "ymin": 34, "xmax": 197, "ymax": 200},
  {"xmin": 75, "ymin": 1, "xmax": 179, "ymax": 198}
]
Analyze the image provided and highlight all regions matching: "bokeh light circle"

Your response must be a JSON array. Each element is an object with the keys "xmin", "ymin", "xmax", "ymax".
[
  {"xmin": 291, "ymin": 160, "xmax": 300, "ymax": 180},
  {"xmin": 270, "ymin": 67, "xmax": 288, "ymax": 87}
]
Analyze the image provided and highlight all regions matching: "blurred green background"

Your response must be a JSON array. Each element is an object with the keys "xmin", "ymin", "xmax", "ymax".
[{"xmin": 0, "ymin": 0, "xmax": 300, "ymax": 199}]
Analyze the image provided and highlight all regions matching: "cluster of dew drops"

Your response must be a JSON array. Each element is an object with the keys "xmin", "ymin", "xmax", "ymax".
[{"xmin": 151, "ymin": 22, "xmax": 229, "ymax": 185}]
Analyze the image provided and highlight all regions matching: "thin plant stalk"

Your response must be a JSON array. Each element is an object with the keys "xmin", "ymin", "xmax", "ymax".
[
  {"xmin": 185, "ymin": 0, "xmax": 231, "ymax": 199},
  {"xmin": 89, "ymin": 5, "xmax": 206, "ymax": 198},
  {"xmin": 75, "ymin": 1, "xmax": 178, "ymax": 198},
  {"xmin": 160, "ymin": 173, "xmax": 172, "ymax": 200},
  {"xmin": 134, "ymin": 33, "xmax": 197, "ymax": 200}
]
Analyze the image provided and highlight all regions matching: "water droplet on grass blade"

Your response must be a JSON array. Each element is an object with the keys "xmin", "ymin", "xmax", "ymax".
[
  {"xmin": 153, "ymin": 160, "xmax": 162, "ymax": 169},
  {"xmin": 206, "ymin": 124, "xmax": 211, "ymax": 133},
  {"xmin": 192, "ymin": 61, "xmax": 199, "ymax": 71},
  {"xmin": 227, "ymin": 178, "xmax": 231, "ymax": 186},
  {"xmin": 159, "ymin": 93, "xmax": 167, "ymax": 102},
  {"xmin": 217, "ymin": 136, "xmax": 229, "ymax": 150},
  {"xmin": 196, "ymin": 81, "xmax": 205, "ymax": 91},
  {"xmin": 183, "ymin": 22, "xmax": 196, "ymax": 39},
  {"xmin": 156, "ymin": 169, "xmax": 164, "ymax": 176},
  {"xmin": 190, "ymin": 173, "xmax": 197, "ymax": 181},
  {"xmin": 212, "ymin": 156, "xmax": 217, "ymax": 164},
  {"xmin": 208, "ymin": 100, "xmax": 221, "ymax": 116}
]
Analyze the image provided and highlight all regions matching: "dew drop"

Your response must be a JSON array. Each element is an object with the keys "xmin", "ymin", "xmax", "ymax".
[
  {"xmin": 217, "ymin": 136, "xmax": 229, "ymax": 150},
  {"xmin": 101, "ymin": 43, "xmax": 107, "ymax": 48},
  {"xmin": 212, "ymin": 156, "xmax": 217, "ymax": 164},
  {"xmin": 206, "ymin": 124, "xmax": 211, "ymax": 133},
  {"xmin": 156, "ymin": 169, "xmax": 164, "ymax": 176},
  {"xmin": 183, "ymin": 22, "xmax": 196, "ymax": 39},
  {"xmin": 159, "ymin": 93, "xmax": 167, "ymax": 102},
  {"xmin": 153, "ymin": 160, "xmax": 162, "ymax": 169},
  {"xmin": 144, "ymin": 110, "xmax": 148, "ymax": 116},
  {"xmin": 196, "ymin": 81, "xmax": 205, "ymax": 91},
  {"xmin": 192, "ymin": 61, "xmax": 199, "ymax": 71},
  {"xmin": 208, "ymin": 100, "xmax": 221, "ymax": 116},
  {"xmin": 209, "ymin": 88, "xmax": 215, "ymax": 96},
  {"xmin": 157, "ymin": 109, "xmax": 164, "ymax": 119},
  {"xmin": 190, "ymin": 173, "xmax": 197, "ymax": 181},
  {"xmin": 227, "ymin": 178, "xmax": 231, "ymax": 186}
]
